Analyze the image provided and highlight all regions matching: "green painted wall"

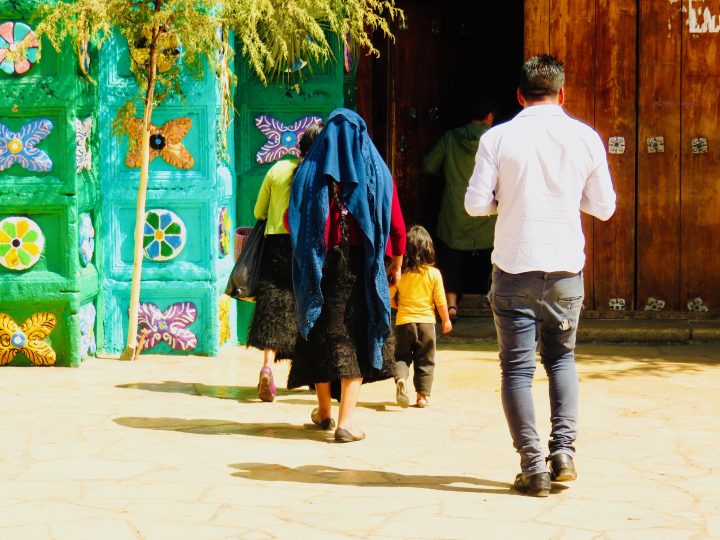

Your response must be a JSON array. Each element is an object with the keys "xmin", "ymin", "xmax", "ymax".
[{"xmin": 0, "ymin": 8, "xmax": 100, "ymax": 367}]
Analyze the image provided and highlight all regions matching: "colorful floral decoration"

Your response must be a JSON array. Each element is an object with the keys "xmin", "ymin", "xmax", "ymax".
[
  {"xmin": 0, "ymin": 22, "xmax": 39, "ymax": 75},
  {"xmin": 0, "ymin": 119, "xmax": 54, "ymax": 172},
  {"xmin": 125, "ymin": 117, "xmax": 194, "ymax": 169},
  {"xmin": 219, "ymin": 295, "xmax": 231, "ymax": 346},
  {"xmin": 218, "ymin": 206, "xmax": 231, "ymax": 258},
  {"xmin": 0, "ymin": 216, "xmax": 45, "ymax": 271},
  {"xmin": 255, "ymin": 114, "xmax": 322, "ymax": 164},
  {"xmin": 142, "ymin": 209, "xmax": 186, "ymax": 262},
  {"xmin": 78, "ymin": 213, "xmax": 95, "ymax": 267},
  {"xmin": 0, "ymin": 312, "xmax": 57, "ymax": 366},
  {"xmin": 78, "ymin": 303, "xmax": 96, "ymax": 359},
  {"xmin": 130, "ymin": 25, "xmax": 182, "ymax": 74},
  {"xmin": 137, "ymin": 301, "xmax": 198, "ymax": 352},
  {"xmin": 75, "ymin": 118, "xmax": 92, "ymax": 172}
]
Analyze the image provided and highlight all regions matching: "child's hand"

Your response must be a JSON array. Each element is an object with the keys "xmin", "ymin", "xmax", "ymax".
[{"xmin": 442, "ymin": 319, "xmax": 452, "ymax": 334}]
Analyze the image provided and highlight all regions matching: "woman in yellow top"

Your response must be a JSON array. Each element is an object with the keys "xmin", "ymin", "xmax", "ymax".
[
  {"xmin": 389, "ymin": 225, "xmax": 453, "ymax": 408},
  {"xmin": 248, "ymin": 123, "xmax": 323, "ymax": 402}
]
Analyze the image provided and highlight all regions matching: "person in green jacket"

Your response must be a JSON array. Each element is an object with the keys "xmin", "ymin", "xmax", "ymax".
[{"xmin": 422, "ymin": 97, "xmax": 497, "ymax": 321}]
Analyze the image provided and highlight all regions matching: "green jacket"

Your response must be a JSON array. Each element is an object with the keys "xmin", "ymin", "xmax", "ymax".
[{"xmin": 423, "ymin": 123, "xmax": 496, "ymax": 250}]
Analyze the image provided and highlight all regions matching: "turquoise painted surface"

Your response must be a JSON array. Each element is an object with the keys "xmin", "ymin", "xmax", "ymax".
[
  {"xmin": 98, "ymin": 33, "xmax": 236, "ymax": 356},
  {"xmin": 0, "ymin": 7, "xmax": 100, "ymax": 367}
]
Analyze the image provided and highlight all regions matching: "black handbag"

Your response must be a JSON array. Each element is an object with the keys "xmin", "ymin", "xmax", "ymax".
[{"xmin": 225, "ymin": 219, "xmax": 266, "ymax": 300}]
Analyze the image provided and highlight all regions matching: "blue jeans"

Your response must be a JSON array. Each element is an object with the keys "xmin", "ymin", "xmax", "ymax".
[{"xmin": 489, "ymin": 266, "xmax": 584, "ymax": 476}]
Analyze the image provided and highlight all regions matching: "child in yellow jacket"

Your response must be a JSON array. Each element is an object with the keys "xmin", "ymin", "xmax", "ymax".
[{"xmin": 390, "ymin": 225, "xmax": 452, "ymax": 408}]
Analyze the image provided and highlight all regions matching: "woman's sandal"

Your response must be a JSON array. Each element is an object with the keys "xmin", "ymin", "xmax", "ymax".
[
  {"xmin": 311, "ymin": 407, "xmax": 336, "ymax": 430},
  {"xmin": 416, "ymin": 395, "xmax": 430, "ymax": 408},
  {"xmin": 448, "ymin": 306, "xmax": 458, "ymax": 324}
]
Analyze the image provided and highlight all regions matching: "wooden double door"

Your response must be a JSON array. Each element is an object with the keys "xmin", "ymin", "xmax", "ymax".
[{"xmin": 361, "ymin": 0, "xmax": 720, "ymax": 312}]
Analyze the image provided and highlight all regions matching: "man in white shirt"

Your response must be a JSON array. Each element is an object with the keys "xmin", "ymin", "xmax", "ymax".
[{"xmin": 465, "ymin": 55, "xmax": 616, "ymax": 497}]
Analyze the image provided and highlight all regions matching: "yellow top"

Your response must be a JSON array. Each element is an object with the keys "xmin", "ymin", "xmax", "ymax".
[
  {"xmin": 390, "ymin": 265, "xmax": 447, "ymax": 325},
  {"xmin": 254, "ymin": 158, "xmax": 300, "ymax": 235}
]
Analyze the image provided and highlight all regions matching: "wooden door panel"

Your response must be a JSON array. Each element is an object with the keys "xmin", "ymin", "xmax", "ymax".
[
  {"xmin": 593, "ymin": 0, "xmax": 637, "ymax": 309},
  {"xmin": 681, "ymin": 7, "xmax": 720, "ymax": 310},
  {"xmin": 549, "ymin": 0, "xmax": 597, "ymax": 308},
  {"xmin": 637, "ymin": 1, "xmax": 682, "ymax": 310}
]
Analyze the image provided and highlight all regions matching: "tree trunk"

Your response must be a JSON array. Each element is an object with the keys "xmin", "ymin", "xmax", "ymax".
[{"xmin": 119, "ymin": 23, "xmax": 161, "ymax": 360}]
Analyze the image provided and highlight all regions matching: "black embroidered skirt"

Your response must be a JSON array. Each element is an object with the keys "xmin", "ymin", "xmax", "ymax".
[
  {"xmin": 288, "ymin": 245, "xmax": 395, "ymax": 390},
  {"xmin": 246, "ymin": 234, "xmax": 297, "ymax": 360}
]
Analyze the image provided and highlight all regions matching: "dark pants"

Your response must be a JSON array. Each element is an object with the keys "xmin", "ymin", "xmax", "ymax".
[
  {"xmin": 394, "ymin": 322, "xmax": 436, "ymax": 395},
  {"xmin": 489, "ymin": 266, "xmax": 584, "ymax": 475},
  {"xmin": 436, "ymin": 239, "xmax": 493, "ymax": 300}
]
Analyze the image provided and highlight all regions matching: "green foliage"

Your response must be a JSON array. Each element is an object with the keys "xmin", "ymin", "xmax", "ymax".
[{"xmin": 32, "ymin": 0, "xmax": 400, "ymax": 157}]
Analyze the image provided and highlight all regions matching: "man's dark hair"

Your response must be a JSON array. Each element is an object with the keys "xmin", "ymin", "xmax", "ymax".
[
  {"xmin": 468, "ymin": 95, "xmax": 497, "ymax": 122},
  {"xmin": 519, "ymin": 55, "xmax": 565, "ymax": 99}
]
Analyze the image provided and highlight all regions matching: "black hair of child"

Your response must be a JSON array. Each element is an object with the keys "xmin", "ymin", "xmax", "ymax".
[{"xmin": 402, "ymin": 225, "xmax": 435, "ymax": 273}]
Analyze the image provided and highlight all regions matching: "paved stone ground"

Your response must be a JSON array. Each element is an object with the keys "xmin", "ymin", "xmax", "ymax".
[{"xmin": 1, "ymin": 342, "xmax": 718, "ymax": 539}]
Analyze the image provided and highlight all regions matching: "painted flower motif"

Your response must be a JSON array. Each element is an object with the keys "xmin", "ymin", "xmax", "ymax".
[
  {"xmin": 143, "ymin": 209, "xmax": 186, "ymax": 262},
  {"xmin": 0, "ymin": 312, "xmax": 57, "ymax": 366},
  {"xmin": 0, "ymin": 119, "xmax": 54, "ymax": 172},
  {"xmin": 75, "ymin": 118, "xmax": 92, "ymax": 173},
  {"xmin": 125, "ymin": 117, "xmax": 194, "ymax": 169},
  {"xmin": 78, "ymin": 303, "xmax": 96, "ymax": 359},
  {"xmin": 218, "ymin": 206, "xmax": 231, "ymax": 258},
  {"xmin": 219, "ymin": 295, "xmax": 231, "ymax": 346},
  {"xmin": 0, "ymin": 216, "xmax": 45, "ymax": 271},
  {"xmin": 255, "ymin": 114, "xmax": 322, "ymax": 164},
  {"xmin": 0, "ymin": 22, "xmax": 39, "ymax": 75},
  {"xmin": 78, "ymin": 213, "xmax": 95, "ymax": 267},
  {"xmin": 137, "ymin": 301, "xmax": 198, "ymax": 352}
]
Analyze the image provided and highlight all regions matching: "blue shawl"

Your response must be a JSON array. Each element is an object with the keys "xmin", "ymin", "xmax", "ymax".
[{"xmin": 289, "ymin": 108, "xmax": 393, "ymax": 370}]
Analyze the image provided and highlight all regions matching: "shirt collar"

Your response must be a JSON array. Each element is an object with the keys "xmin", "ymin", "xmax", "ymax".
[{"xmin": 516, "ymin": 104, "xmax": 566, "ymax": 118}]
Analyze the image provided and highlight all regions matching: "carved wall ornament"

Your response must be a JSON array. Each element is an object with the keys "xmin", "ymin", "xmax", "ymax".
[
  {"xmin": 608, "ymin": 298, "xmax": 626, "ymax": 311},
  {"xmin": 0, "ymin": 22, "xmax": 40, "ymax": 75},
  {"xmin": 78, "ymin": 213, "xmax": 95, "ymax": 267},
  {"xmin": 0, "ymin": 119, "xmax": 53, "ymax": 172},
  {"xmin": 130, "ymin": 26, "xmax": 182, "ymax": 74},
  {"xmin": 78, "ymin": 303, "xmax": 96, "ymax": 359},
  {"xmin": 255, "ymin": 114, "xmax": 322, "ymax": 164},
  {"xmin": 137, "ymin": 301, "xmax": 198, "ymax": 351},
  {"xmin": 0, "ymin": 312, "xmax": 57, "ymax": 366},
  {"xmin": 125, "ymin": 117, "xmax": 194, "ymax": 169},
  {"xmin": 687, "ymin": 297, "xmax": 709, "ymax": 312},
  {"xmin": 143, "ymin": 209, "xmax": 186, "ymax": 262},
  {"xmin": 218, "ymin": 206, "xmax": 231, "ymax": 258},
  {"xmin": 75, "ymin": 117, "xmax": 92, "ymax": 172},
  {"xmin": 219, "ymin": 295, "xmax": 231, "ymax": 346},
  {"xmin": 0, "ymin": 216, "xmax": 44, "ymax": 271}
]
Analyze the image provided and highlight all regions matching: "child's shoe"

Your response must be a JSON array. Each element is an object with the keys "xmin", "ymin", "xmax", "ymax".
[
  {"xmin": 395, "ymin": 378, "xmax": 409, "ymax": 408},
  {"xmin": 257, "ymin": 366, "xmax": 276, "ymax": 402},
  {"xmin": 416, "ymin": 394, "xmax": 429, "ymax": 408}
]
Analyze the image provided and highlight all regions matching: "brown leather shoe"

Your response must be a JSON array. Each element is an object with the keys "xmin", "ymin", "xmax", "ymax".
[
  {"xmin": 334, "ymin": 427, "xmax": 366, "ymax": 443},
  {"xmin": 513, "ymin": 472, "xmax": 551, "ymax": 497},
  {"xmin": 548, "ymin": 453, "xmax": 577, "ymax": 482}
]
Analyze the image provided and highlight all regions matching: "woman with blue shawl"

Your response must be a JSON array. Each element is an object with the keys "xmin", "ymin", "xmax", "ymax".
[{"xmin": 287, "ymin": 108, "xmax": 406, "ymax": 443}]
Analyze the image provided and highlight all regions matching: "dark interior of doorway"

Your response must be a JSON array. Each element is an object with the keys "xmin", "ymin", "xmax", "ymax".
[{"xmin": 356, "ymin": 0, "xmax": 524, "ymax": 294}]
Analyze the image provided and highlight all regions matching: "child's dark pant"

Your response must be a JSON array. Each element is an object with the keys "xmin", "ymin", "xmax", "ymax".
[{"xmin": 394, "ymin": 322, "xmax": 436, "ymax": 395}]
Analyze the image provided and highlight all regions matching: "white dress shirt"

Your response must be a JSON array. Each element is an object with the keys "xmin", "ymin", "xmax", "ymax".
[{"xmin": 464, "ymin": 104, "xmax": 616, "ymax": 274}]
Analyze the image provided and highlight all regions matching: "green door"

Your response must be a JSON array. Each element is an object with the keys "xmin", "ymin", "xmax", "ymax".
[{"xmin": 234, "ymin": 41, "xmax": 346, "ymax": 343}]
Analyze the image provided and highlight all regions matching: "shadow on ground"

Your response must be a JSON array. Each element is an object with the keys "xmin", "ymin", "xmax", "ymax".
[
  {"xmin": 228, "ymin": 462, "xmax": 565, "ymax": 496},
  {"xmin": 113, "ymin": 416, "xmax": 336, "ymax": 442},
  {"xmin": 115, "ymin": 381, "xmax": 397, "ymax": 410}
]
